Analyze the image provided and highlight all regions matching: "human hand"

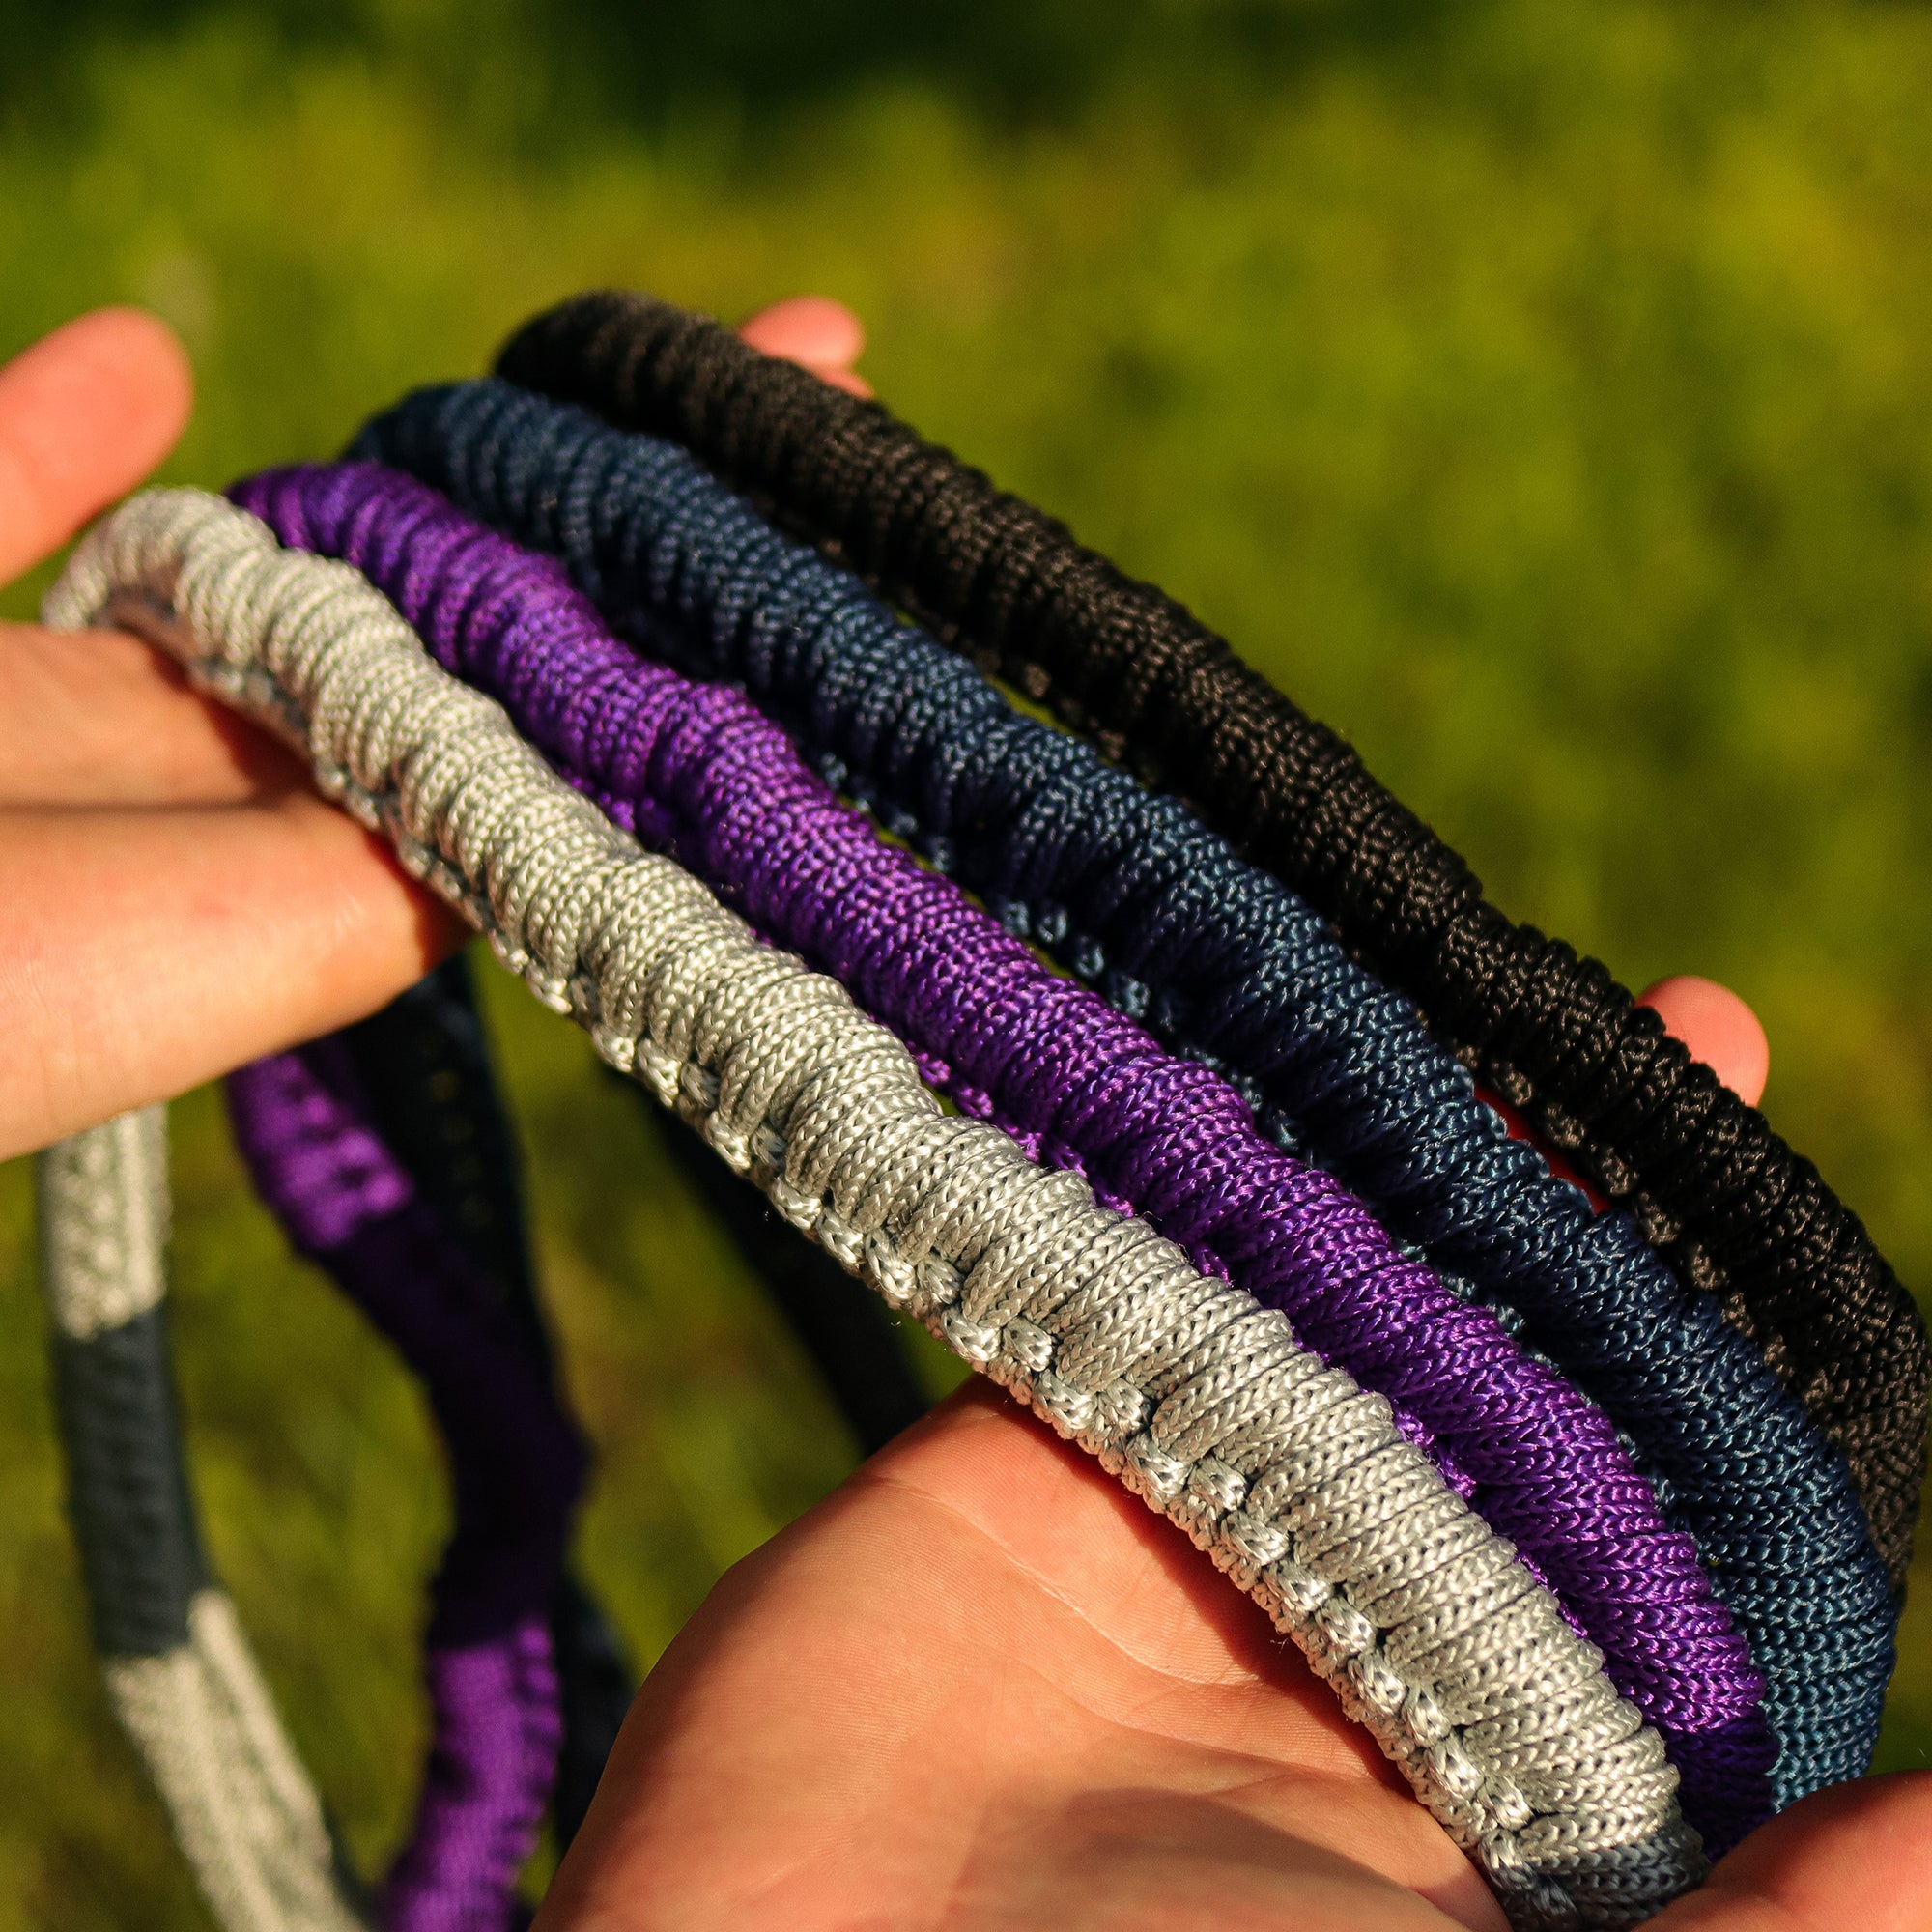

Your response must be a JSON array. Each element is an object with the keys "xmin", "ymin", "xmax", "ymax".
[
  {"xmin": 0, "ymin": 297, "xmax": 867, "ymax": 1161},
  {"xmin": 0, "ymin": 308, "xmax": 466, "ymax": 1159},
  {"xmin": 738, "ymin": 294, "xmax": 873, "ymax": 397},
  {"xmin": 538, "ymin": 1378, "xmax": 1928, "ymax": 1932}
]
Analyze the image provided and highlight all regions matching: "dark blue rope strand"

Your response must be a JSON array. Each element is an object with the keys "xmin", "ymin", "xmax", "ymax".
[{"xmin": 351, "ymin": 379, "xmax": 1896, "ymax": 1807}]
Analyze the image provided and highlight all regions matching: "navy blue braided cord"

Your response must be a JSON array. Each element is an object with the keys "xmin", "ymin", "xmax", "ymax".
[
  {"xmin": 353, "ymin": 381, "xmax": 1897, "ymax": 1805},
  {"xmin": 338, "ymin": 955, "xmax": 634, "ymax": 1855},
  {"xmin": 494, "ymin": 292, "xmax": 1927, "ymax": 1603}
]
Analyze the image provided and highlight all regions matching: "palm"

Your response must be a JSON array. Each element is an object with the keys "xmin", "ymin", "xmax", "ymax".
[{"xmin": 537, "ymin": 1385, "xmax": 1932, "ymax": 1932}]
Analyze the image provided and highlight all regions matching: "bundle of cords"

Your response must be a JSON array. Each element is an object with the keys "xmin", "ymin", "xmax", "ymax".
[
  {"xmin": 36, "ymin": 950, "xmax": 649, "ymax": 1932},
  {"xmin": 32, "ymin": 289, "xmax": 1924, "ymax": 1931},
  {"xmin": 38, "ymin": 870, "xmax": 922, "ymax": 1932},
  {"xmin": 498, "ymin": 293, "xmax": 1930, "ymax": 1603}
]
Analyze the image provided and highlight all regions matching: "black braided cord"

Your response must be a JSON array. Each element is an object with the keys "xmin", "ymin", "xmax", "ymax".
[{"xmin": 497, "ymin": 289, "xmax": 1929, "ymax": 1592}]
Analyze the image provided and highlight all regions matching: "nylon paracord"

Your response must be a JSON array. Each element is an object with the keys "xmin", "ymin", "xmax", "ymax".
[
  {"xmin": 494, "ymin": 290, "xmax": 1930, "ymax": 1597},
  {"xmin": 332, "ymin": 395, "xmax": 1898, "ymax": 1817},
  {"xmin": 235, "ymin": 457, "xmax": 1864, "ymax": 1847},
  {"xmin": 36, "ymin": 1079, "xmax": 571, "ymax": 1932},
  {"xmin": 47, "ymin": 485, "xmax": 1709, "ymax": 1931}
]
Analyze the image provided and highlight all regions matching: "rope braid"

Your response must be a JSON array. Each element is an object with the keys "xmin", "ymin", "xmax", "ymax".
[
  {"xmin": 39, "ymin": 891, "xmax": 909, "ymax": 1926},
  {"xmin": 37, "ymin": 1109, "xmax": 365, "ymax": 1932},
  {"xmin": 326, "ymin": 406, "xmax": 1896, "ymax": 1820},
  {"xmin": 251, "ymin": 953, "xmax": 638, "ymax": 1857},
  {"xmin": 39, "ymin": 965, "xmax": 620, "ymax": 1927},
  {"xmin": 647, "ymin": 1095, "xmax": 934, "ymax": 1457},
  {"xmin": 335, "ymin": 921, "xmax": 927, "ymax": 1820},
  {"xmin": 240, "ymin": 454, "xmax": 1890, "ymax": 1843},
  {"xmin": 494, "ymin": 290, "xmax": 1929, "ymax": 1593},
  {"xmin": 224, "ymin": 1037, "xmax": 580, "ymax": 1929},
  {"xmin": 47, "ymin": 486, "xmax": 1711, "ymax": 1931}
]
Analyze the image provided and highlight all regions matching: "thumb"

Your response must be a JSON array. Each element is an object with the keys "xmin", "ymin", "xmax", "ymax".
[{"xmin": 1649, "ymin": 1773, "xmax": 1932, "ymax": 1931}]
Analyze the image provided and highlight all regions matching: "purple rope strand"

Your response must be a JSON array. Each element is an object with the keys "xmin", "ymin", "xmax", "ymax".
[
  {"xmin": 227, "ymin": 1043, "xmax": 580, "ymax": 1929},
  {"xmin": 236, "ymin": 461, "xmax": 1775, "ymax": 1845}
]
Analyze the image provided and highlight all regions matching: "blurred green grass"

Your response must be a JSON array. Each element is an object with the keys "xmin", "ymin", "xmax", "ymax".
[{"xmin": 2, "ymin": 1, "xmax": 1930, "ymax": 1921}]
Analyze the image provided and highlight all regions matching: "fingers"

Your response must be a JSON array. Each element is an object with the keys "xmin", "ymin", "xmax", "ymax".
[
  {"xmin": 0, "ymin": 622, "xmax": 295, "ymax": 806},
  {"xmin": 1639, "ymin": 975, "xmax": 1770, "ymax": 1107},
  {"xmin": 0, "ymin": 795, "xmax": 465, "ymax": 1160},
  {"xmin": 0, "ymin": 296, "xmax": 861, "ymax": 802},
  {"xmin": 0, "ymin": 309, "xmax": 193, "ymax": 585},
  {"xmin": 738, "ymin": 295, "xmax": 866, "ymax": 368},
  {"xmin": 738, "ymin": 296, "xmax": 873, "ymax": 399},
  {"xmin": 1651, "ymin": 1772, "xmax": 1932, "ymax": 1930}
]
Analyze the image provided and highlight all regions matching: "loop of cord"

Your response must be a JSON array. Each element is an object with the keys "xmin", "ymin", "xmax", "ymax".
[
  {"xmin": 39, "ymin": 978, "xmax": 606, "ymax": 1929},
  {"xmin": 227, "ymin": 1037, "xmax": 583, "ymax": 1930},
  {"xmin": 493, "ymin": 290, "xmax": 1928, "ymax": 1597},
  {"xmin": 238, "ymin": 458, "xmax": 1864, "ymax": 1845},
  {"xmin": 37, "ymin": 1112, "xmax": 366, "ymax": 1932},
  {"xmin": 332, "ymin": 394, "xmax": 1898, "ymax": 1817},
  {"xmin": 48, "ymin": 485, "xmax": 1711, "ymax": 1931},
  {"xmin": 310, "ymin": 957, "xmax": 638, "ymax": 1851}
]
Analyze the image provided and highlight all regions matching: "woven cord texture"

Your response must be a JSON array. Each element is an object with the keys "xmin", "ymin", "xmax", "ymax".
[
  {"xmin": 39, "ymin": 1108, "xmax": 207, "ymax": 1656},
  {"xmin": 328, "ymin": 401, "xmax": 1895, "ymax": 1814},
  {"xmin": 36, "ymin": 1114, "xmax": 363, "ymax": 1932},
  {"xmin": 38, "ymin": 1003, "xmax": 586, "ymax": 1924},
  {"xmin": 495, "ymin": 290, "xmax": 1930, "ymax": 1593},
  {"xmin": 343, "ymin": 959, "xmax": 547, "ymax": 1352},
  {"xmin": 104, "ymin": 1592, "xmax": 366, "ymax": 1932},
  {"xmin": 237, "ymin": 458, "xmax": 1886, "ymax": 1843},
  {"xmin": 351, "ymin": 960, "xmax": 917, "ymax": 1835},
  {"xmin": 646, "ymin": 1094, "xmax": 933, "ymax": 1456},
  {"xmin": 226, "ymin": 1037, "xmax": 582, "ymax": 1931},
  {"xmin": 333, "ymin": 956, "xmax": 636, "ymax": 1851},
  {"xmin": 49, "ymin": 486, "xmax": 1711, "ymax": 1930}
]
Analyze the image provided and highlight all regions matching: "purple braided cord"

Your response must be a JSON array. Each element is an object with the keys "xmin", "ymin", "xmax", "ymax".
[
  {"xmin": 236, "ymin": 462, "xmax": 1774, "ymax": 1847},
  {"xmin": 227, "ymin": 1042, "xmax": 580, "ymax": 1929}
]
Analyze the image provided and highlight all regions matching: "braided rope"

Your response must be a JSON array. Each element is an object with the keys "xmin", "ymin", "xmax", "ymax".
[
  {"xmin": 104, "ymin": 1593, "xmax": 362, "ymax": 1932},
  {"xmin": 236, "ymin": 458, "xmax": 1867, "ymax": 1848},
  {"xmin": 494, "ymin": 290, "xmax": 1930, "ymax": 1595},
  {"xmin": 225, "ymin": 1038, "xmax": 579, "ymax": 1927},
  {"xmin": 646, "ymin": 1091, "xmax": 934, "ymax": 1456},
  {"xmin": 37, "ymin": 1113, "xmax": 364, "ymax": 1932},
  {"xmin": 330, "ymin": 399, "xmax": 1898, "ymax": 1814},
  {"xmin": 49, "ymin": 488, "xmax": 1708, "ymax": 1928},
  {"xmin": 38, "ymin": 1005, "xmax": 594, "ymax": 1928},
  {"xmin": 324, "ymin": 956, "xmax": 640, "ymax": 1851}
]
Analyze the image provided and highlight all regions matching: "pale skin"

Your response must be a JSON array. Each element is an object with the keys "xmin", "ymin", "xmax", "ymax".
[{"xmin": 0, "ymin": 305, "xmax": 1921, "ymax": 1931}]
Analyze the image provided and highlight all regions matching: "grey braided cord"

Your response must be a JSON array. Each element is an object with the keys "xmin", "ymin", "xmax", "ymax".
[
  {"xmin": 36, "ymin": 1113, "xmax": 365, "ymax": 1932},
  {"xmin": 40, "ymin": 1107, "xmax": 170, "ymax": 1338},
  {"xmin": 46, "ymin": 489, "xmax": 1710, "ymax": 1929}
]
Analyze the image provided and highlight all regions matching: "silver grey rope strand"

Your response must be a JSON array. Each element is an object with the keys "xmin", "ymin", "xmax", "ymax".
[
  {"xmin": 46, "ymin": 488, "xmax": 1709, "ymax": 1929},
  {"xmin": 36, "ymin": 1113, "xmax": 365, "ymax": 1932}
]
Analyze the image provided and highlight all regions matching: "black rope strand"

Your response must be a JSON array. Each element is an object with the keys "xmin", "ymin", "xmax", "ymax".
[{"xmin": 497, "ymin": 289, "xmax": 1930, "ymax": 1592}]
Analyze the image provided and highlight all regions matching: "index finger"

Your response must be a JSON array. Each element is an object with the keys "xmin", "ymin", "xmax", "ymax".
[{"xmin": 0, "ymin": 308, "xmax": 194, "ymax": 586}]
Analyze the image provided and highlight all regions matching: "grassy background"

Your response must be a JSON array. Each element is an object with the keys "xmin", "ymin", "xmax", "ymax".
[{"xmin": 2, "ymin": 0, "xmax": 1930, "ymax": 1921}]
